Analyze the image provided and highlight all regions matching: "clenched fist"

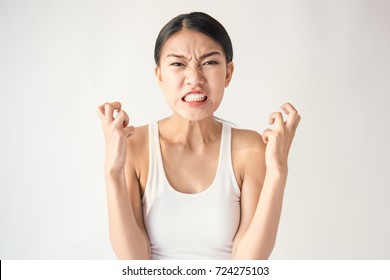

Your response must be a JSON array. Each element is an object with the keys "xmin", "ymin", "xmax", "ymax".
[
  {"xmin": 96, "ymin": 102, "xmax": 135, "ymax": 171},
  {"xmin": 262, "ymin": 103, "xmax": 301, "ymax": 171}
]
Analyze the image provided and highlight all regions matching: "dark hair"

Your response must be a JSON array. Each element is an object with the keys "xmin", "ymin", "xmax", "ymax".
[{"xmin": 154, "ymin": 12, "xmax": 233, "ymax": 66}]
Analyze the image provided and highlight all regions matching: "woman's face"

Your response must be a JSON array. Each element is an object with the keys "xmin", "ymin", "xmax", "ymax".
[{"xmin": 155, "ymin": 30, "xmax": 234, "ymax": 122}]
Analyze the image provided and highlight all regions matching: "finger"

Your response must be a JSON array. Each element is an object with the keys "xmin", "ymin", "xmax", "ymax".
[
  {"xmin": 109, "ymin": 101, "xmax": 122, "ymax": 112},
  {"xmin": 262, "ymin": 129, "xmax": 272, "ymax": 144},
  {"xmin": 281, "ymin": 103, "xmax": 299, "ymax": 128},
  {"xmin": 101, "ymin": 102, "xmax": 122, "ymax": 121},
  {"xmin": 104, "ymin": 103, "xmax": 114, "ymax": 122},
  {"xmin": 96, "ymin": 102, "xmax": 108, "ymax": 121},
  {"xmin": 269, "ymin": 112, "xmax": 284, "ymax": 127},
  {"xmin": 292, "ymin": 113, "xmax": 302, "ymax": 131},
  {"xmin": 122, "ymin": 111, "xmax": 130, "ymax": 127},
  {"xmin": 114, "ymin": 110, "xmax": 130, "ymax": 129},
  {"xmin": 280, "ymin": 102, "xmax": 298, "ymax": 113}
]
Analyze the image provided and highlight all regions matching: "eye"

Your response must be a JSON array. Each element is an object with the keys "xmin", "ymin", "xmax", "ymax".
[
  {"xmin": 170, "ymin": 62, "xmax": 185, "ymax": 67},
  {"xmin": 202, "ymin": 60, "xmax": 218, "ymax": 66}
]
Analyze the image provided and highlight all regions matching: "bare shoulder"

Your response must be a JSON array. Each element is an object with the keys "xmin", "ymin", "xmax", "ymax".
[
  {"xmin": 126, "ymin": 124, "xmax": 148, "ymax": 157},
  {"xmin": 231, "ymin": 127, "xmax": 265, "ymax": 154},
  {"xmin": 231, "ymin": 127, "xmax": 266, "ymax": 188},
  {"xmin": 127, "ymin": 124, "xmax": 148, "ymax": 146}
]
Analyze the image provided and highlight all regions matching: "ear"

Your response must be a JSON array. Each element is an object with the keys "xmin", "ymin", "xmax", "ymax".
[
  {"xmin": 155, "ymin": 65, "xmax": 163, "ymax": 88},
  {"xmin": 224, "ymin": 62, "xmax": 234, "ymax": 88}
]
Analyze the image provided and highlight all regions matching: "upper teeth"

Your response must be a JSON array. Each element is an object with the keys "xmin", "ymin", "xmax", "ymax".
[{"xmin": 184, "ymin": 93, "xmax": 207, "ymax": 102}]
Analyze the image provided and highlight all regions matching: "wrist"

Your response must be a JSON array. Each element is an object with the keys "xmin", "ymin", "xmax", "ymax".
[
  {"xmin": 266, "ymin": 164, "xmax": 288, "ymax": 176},
  {"xmin": 263, "ymin": 167, "xmax": 288, "ymax": 192}
]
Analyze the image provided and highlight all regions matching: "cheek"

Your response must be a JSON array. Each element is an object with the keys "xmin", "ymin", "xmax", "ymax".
[
  {"xmin": 162, "ymin": 71, "xmax": 184, "ymax": 89},
  {"xmin": 161, "ymin": 72, "xmax": 183, "ymax": 103},
  {"xmin": 208, "ymin": 69, "xmax": 227, "ymax": 89}
]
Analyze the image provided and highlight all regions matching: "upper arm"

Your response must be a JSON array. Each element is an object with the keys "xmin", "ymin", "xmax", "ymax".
[
  {"xmin": 232, "ymin": 130, "xmax": 266, "ymax": 253},
  {"xmin": 124, "ymin": 126, "xmax": 149, "ymax": 236}
]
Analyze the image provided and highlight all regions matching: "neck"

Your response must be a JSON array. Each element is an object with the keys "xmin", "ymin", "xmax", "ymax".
[{"xmin": 158, "ymin": 114, "xmax": 222, "ymax": 148}]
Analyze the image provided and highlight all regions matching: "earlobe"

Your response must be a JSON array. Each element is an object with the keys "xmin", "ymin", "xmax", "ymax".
[{"xmin": 225, "ymin": 62, "xmax": 234, "ymax": 87}]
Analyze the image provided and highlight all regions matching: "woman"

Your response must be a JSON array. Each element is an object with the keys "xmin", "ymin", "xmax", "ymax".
[{"xmin": 96, "ymin": 12, "xmax": 301, "ymax": 260}]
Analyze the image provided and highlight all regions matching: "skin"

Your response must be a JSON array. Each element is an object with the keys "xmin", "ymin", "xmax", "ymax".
[{"xmin": 96, "ymin": 29, "xmax": 301, "ymax": 259}]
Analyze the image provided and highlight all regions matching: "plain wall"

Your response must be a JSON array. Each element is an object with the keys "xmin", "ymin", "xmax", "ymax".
[{"xmin": 1, "ymin": 0, "xmax": 389, "ymax": 259}]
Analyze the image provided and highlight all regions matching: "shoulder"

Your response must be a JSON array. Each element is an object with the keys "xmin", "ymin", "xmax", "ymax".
[
  {"xmin": 125, "ymin": 124, "xmax": 149, "ymax": 174},
  {"xmin": 231, "ymin": 127, "xmax": 265, "ymax": 154},
  {"xmin": 230, "ymin": 127, "xmax": 266, "ymax": 187},
  {"xmin": 127, "ymin": 124, "xmax": 149, "ymax": 152}
]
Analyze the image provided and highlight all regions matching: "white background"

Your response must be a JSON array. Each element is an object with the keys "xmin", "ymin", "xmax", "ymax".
[{"xmin": 0, "ymin": 0, "xmax": 389, "ymax": 259}]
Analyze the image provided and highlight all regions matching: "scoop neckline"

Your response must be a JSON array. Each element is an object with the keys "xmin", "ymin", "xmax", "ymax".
[{"xmin": 155, "ymin": 121, "xmax": 224, "ymax": 197}]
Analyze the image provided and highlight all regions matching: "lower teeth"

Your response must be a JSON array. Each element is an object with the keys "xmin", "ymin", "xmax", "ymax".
[{"xmin": 185, "ymin": 97, "xmax": 206, "ymax": 102}]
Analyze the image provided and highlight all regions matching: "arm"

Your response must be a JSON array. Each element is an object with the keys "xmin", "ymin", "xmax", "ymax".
[
  {"xmin": 97, "ymin": 102, "xmax": 150, "ymax": 259},
  {"xmin": 233, "ymin": 159, "xmax": 287, "ymax": 259},
  {"xmin": 105, "ymin": 168, "xmax": 150, "ymax": 259},
  {"xmin": 233, "ymin": 103, "xmax": 300, "ymax": 259}
]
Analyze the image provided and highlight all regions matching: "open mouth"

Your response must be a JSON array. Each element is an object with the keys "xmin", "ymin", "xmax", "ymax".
[{"xmin": 182, "ymin": 93, "xmax": 208, "ymax": 103}]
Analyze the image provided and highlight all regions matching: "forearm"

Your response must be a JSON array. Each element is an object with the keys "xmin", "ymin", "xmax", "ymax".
[
  {"xmin": 234, "ymin": 168, "xmax": 287, "ymax": 259},
  {"xmin": 105, "ymin": 169, "xmax": 150, "ymax": 259}
]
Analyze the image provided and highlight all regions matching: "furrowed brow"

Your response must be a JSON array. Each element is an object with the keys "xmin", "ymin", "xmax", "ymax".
[
  {"xmin": 166, "ymin": 54, "xmax": 187, "ymax": 59},
  {"xmin": 199, "ymin": 51, "xmax": 221, "ymax": 60},
  {"xmin": 166, "ymin": 51, "xmax": 221, "ymax": 60}
]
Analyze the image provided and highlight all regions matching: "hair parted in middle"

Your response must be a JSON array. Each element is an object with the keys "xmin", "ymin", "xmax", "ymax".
[{"xmin": 154, "ymin": 12, "xmax": 233, "ymax": 66}]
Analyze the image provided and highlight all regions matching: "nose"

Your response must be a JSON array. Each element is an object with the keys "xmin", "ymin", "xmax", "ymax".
[{"xmin": 185, "ymin": 66, "xmax": 205, "ymax": 86}]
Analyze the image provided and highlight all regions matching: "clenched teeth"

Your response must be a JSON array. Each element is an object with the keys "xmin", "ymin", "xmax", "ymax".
[{"xmin": 183, "ymin": 93, "xmax": 207, "ymax": 102}]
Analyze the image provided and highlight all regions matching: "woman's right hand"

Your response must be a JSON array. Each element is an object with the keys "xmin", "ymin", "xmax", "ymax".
[{"xmin": 96, "ymin": 102, "xmax": 135, "ymax": 172}]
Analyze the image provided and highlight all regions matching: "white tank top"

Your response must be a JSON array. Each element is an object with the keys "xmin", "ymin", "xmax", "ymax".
[{"xmin": 142, "ymin": 121, "xmax": 241, "ymax": 260}]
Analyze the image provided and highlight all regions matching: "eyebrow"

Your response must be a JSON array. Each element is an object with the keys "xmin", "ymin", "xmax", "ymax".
[{"xmin": 166, "ymin": 51, "xmax": 221, "ymax": 60}]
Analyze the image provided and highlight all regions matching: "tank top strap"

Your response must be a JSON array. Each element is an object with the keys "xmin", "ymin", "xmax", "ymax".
[
  {"xmin": 147, "ymin": 121, "xmax": 160, "ymax": 174},
  {"xmin": 143, "ymin": 121, "xmax": 240, "ymax": 206},
  {"xmin": 142, "ymin": 121, "xmax": 164, "ymax": 209},
  {"xmin": 219, "ymin": 122, "xmax": 241, "ymax": 196}
]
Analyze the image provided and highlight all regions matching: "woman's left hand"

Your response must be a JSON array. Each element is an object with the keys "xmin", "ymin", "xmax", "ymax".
[{"xmin": 262, "ymin": 103, "xmax": 301, "ymax": 171}]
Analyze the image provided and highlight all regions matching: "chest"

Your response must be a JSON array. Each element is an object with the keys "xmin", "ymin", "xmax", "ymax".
[
  {"xmin": 137, "ymin": 126, "xmax": 244, "ymax": 196},
  {"xmin": 160, "ymin": 141, "xmax": 220, "ymax": 194},
  {"xmin": 145, "ymin": 186, "xmax": 240, "ymax": 259}
]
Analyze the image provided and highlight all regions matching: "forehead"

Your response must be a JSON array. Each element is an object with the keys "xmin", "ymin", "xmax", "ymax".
[{"xmin": 161, "ymin": 30, "xmax": 223, "ymax": 58}]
